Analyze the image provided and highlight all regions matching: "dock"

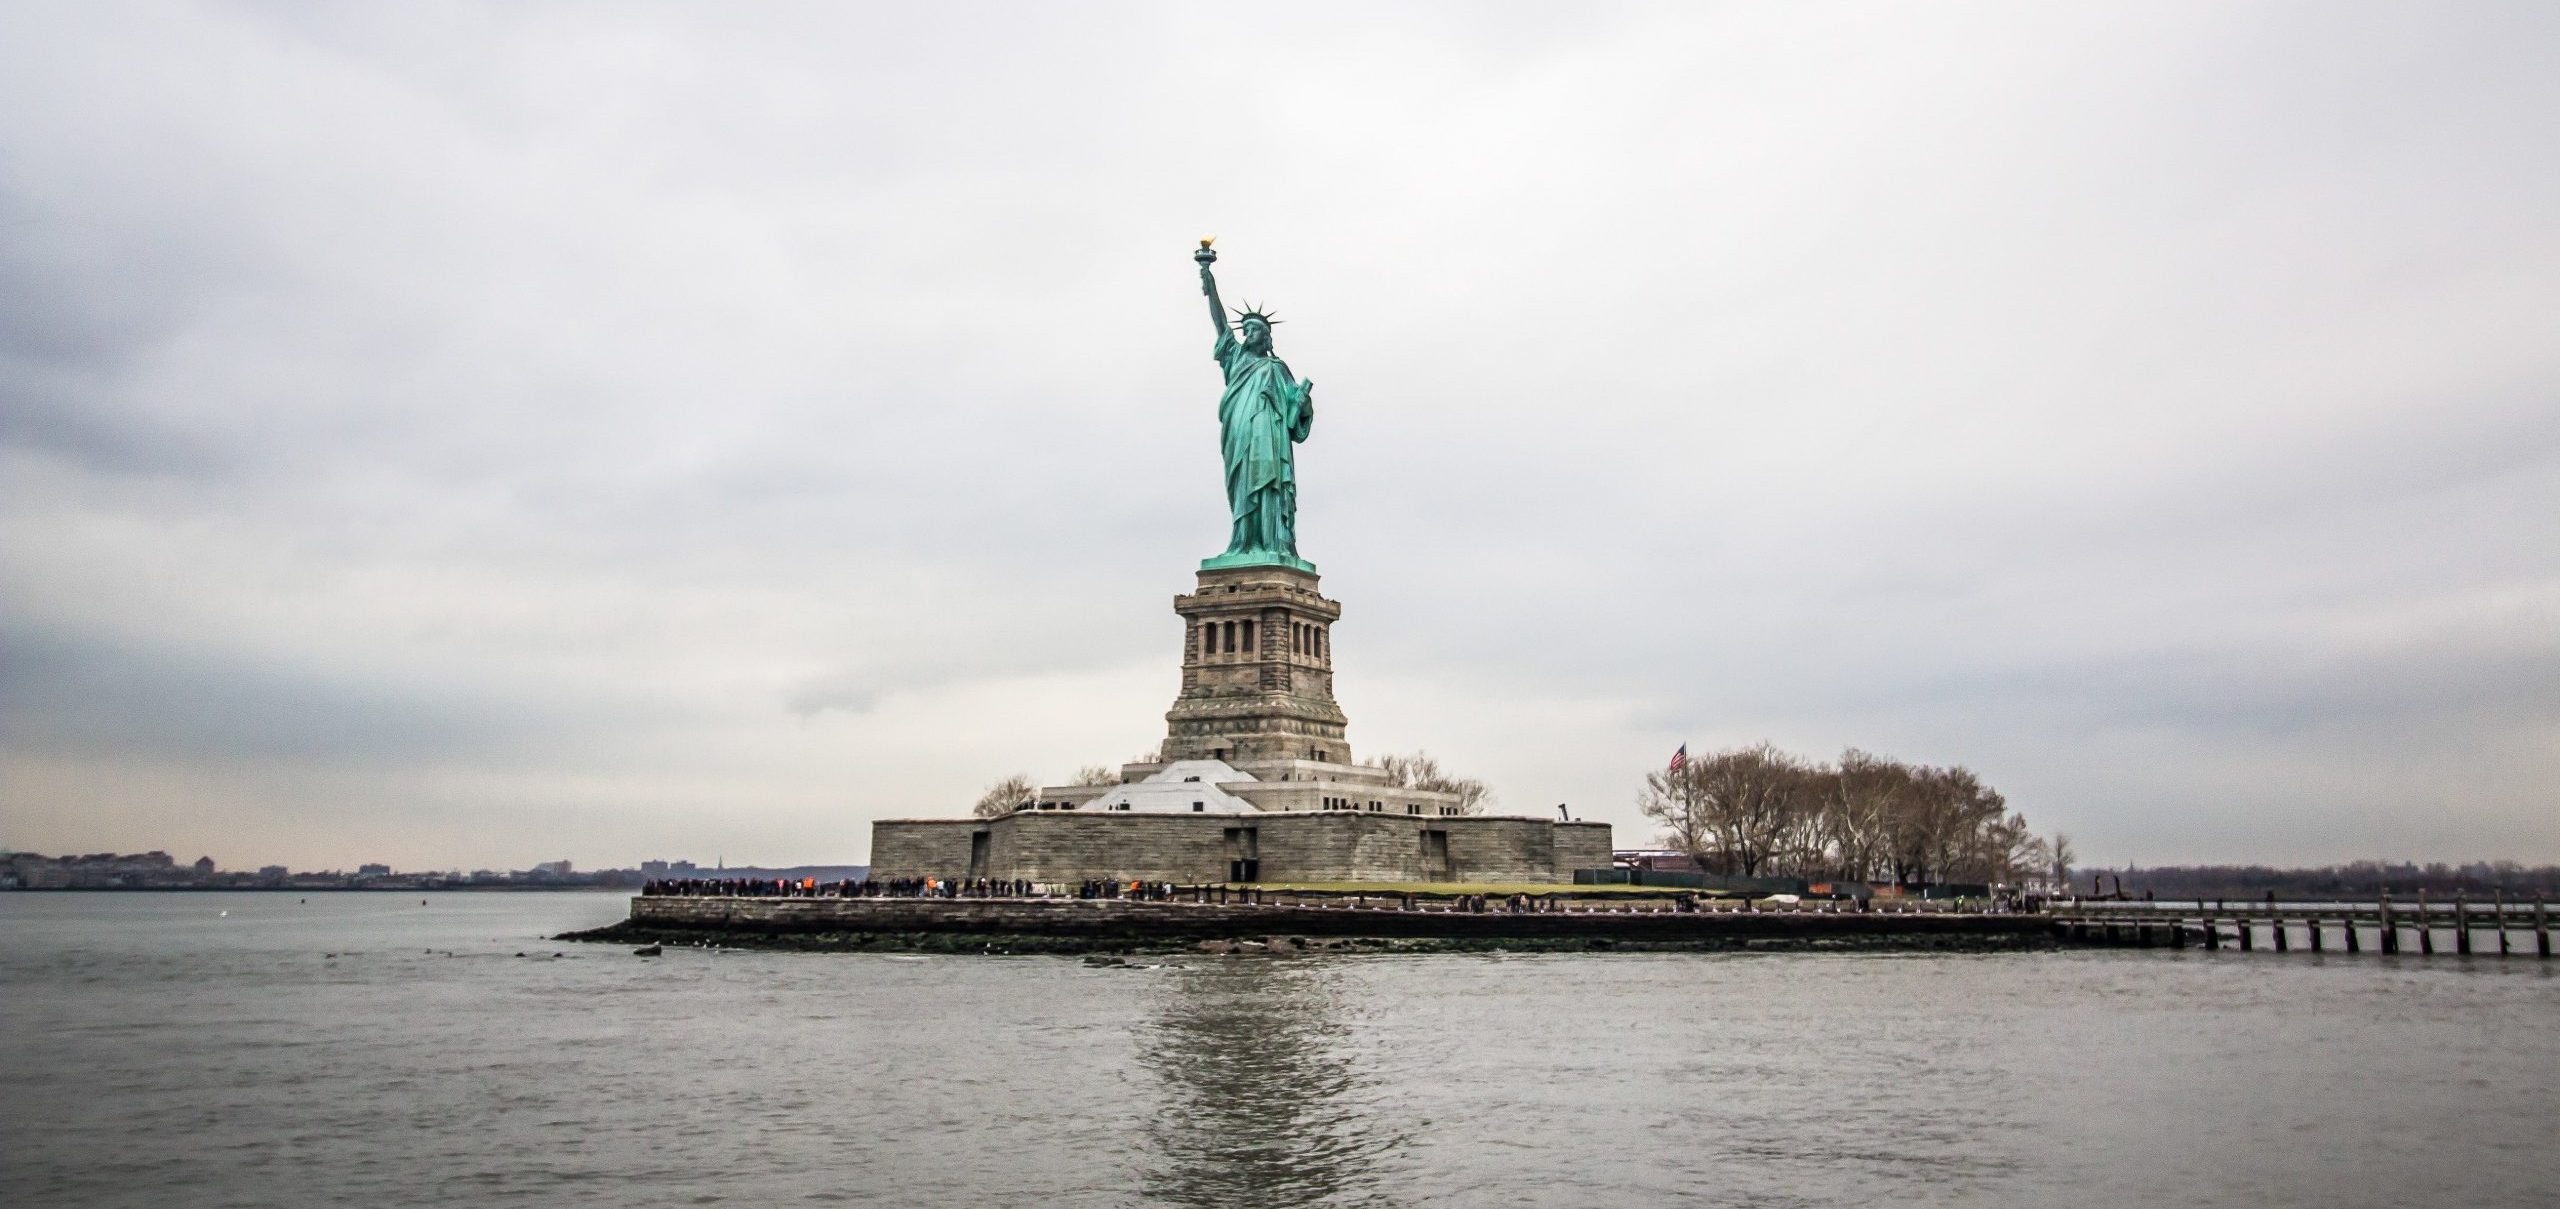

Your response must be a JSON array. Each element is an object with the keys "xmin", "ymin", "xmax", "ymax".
[{"xmin": 2043, "ymin": 893, "xmax": 2553, "ymax": 957}]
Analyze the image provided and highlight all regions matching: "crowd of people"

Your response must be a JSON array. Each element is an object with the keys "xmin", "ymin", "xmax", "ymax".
[
  {"xmin": 640, "ymin": 877, "xmax": 1042, "ymax": 898},
  {"xmin": 1072, "ymin": 879, "xmax": 1186, "ymax": 900},
  {"xmin": 642, "ymin": 876, "xmax": 1251, "ymax": 900}
]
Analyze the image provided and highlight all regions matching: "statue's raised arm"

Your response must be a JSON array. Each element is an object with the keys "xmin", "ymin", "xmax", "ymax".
[{"xmin": 1195, "ymin": 239, "xmax": 1228, "ymax": 341}]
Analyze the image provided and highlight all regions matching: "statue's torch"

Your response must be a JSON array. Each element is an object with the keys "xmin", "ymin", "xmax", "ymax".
[{"xmin": 1195, "ymin": 236, "xmax": 1217, "ymax": 267}]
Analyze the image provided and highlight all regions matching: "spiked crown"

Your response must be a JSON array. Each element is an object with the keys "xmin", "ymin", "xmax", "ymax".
[{"xmin": 1228, "ymin": 303, "xmax": 1282, "ymax": 329}]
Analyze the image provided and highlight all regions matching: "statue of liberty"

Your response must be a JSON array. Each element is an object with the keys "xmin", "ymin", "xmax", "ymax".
[{"xmin": 1194, "ymin": 240, "xmax": 1315, "ymax": 572}]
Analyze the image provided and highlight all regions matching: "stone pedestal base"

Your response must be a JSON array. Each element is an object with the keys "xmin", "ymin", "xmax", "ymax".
[{"xmin": 1163, "ymin": 564, "xmax": 1349, "ymax": 765}]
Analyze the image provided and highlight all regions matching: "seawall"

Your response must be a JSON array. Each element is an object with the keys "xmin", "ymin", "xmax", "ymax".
[{"xmin": 570, "ymin": 895, "xmax": 2055, "ymax": 953}]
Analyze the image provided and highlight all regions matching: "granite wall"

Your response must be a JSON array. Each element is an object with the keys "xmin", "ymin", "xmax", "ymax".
[
  {"xmin": 869, "ymin": 820, "xmax": 976, "ymax": 879},
  {"xmin": 988, "ymin": 813, "xmax": 1241, "ymax": 883},
  {"xmin": 867, "ymin": 811, "xmax": 1613, "ymax": 885},
  {"xmin": 1553, "ymin": 822, "xmax": 1614, "ymax": 879}
]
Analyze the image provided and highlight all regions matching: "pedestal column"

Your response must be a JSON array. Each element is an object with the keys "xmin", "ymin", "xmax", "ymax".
[{"xmin": 1163, "ymin": 564, "xmax": 1349, "ymax": 764}]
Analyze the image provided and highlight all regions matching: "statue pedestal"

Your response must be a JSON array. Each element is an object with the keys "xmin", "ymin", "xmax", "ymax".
[{"xmin": 1163, "ymin": 564, "xmax": 1350, "ymax": 766}]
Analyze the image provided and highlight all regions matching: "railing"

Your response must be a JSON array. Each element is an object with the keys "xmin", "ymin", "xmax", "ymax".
[{"xmin": 2042, "ymin": 894, "xmax": 2553, "ymax": 957}]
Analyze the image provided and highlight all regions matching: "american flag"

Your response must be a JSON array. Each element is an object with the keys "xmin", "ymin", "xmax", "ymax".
[{"xmin": 1667, "ymin": 743, "xmax": 1688, "ymax": 773}]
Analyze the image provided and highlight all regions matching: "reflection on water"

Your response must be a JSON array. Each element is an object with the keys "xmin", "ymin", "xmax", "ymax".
[{"xmin": 1133, "ymin": 960, "xmax": 1406, "ymax": 1207}]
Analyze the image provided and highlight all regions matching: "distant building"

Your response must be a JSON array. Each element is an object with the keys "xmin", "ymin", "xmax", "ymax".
[
  {"xmin": 193, "ymin": 856, "xmax": 216, "ymax": 876},
  {"xmin": 533, "ymin": 860, "xmax": 572, "ymax": 876},
  {"xmin": 5, "ymin": 850, "xmax": 196, "ymax": 888},
  {"xmin": 357, "ymin": 863, "xmax": 392, "ymax": 876},
  {"xmin": 640, "ymin": 860, "xmax": 670, "ymax": 875}
]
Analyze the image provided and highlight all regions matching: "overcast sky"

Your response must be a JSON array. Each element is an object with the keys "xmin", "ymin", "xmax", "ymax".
[{"xmin": 3, "ymin": 2, "xmax": 2555, "ymax": 872}]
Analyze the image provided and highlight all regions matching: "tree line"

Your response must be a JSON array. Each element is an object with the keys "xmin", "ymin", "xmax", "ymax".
[
  {"xmin": 1364, "ymin": 751, "xmax": 1490, "ymax": 814},
  {"xmin": 1640, "ymin": 743, "xmax": 2062, "ymax": 887}
]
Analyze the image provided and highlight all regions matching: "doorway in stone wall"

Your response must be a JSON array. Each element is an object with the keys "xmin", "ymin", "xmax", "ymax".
[
  {"xmin": 967, "ymin": 830, "xmax": 989, "ymax": 880},
  {"xmin": 1420, "ymin": 829, "xmax": 1452, "ymax": 881},
  {"xmin": 1223, "ymin": 826, "xmax": 1260, "ymax": 883}
]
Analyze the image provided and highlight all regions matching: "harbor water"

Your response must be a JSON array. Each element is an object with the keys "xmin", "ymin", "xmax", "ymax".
[{"xmin": 2, "ymin": 890, "xmax": 2552, "ymax": 1208}]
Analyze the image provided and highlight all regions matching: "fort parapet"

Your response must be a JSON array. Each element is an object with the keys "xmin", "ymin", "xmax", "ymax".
[{"xmin": 872, "ymin": 811, "xmax": 1612, "ymax": 885}]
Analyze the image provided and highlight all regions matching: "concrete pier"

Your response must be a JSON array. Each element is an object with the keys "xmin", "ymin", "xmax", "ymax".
[{"xmin": 2046, "ymin": 898, "xmax": 2554, "ymax": 959}]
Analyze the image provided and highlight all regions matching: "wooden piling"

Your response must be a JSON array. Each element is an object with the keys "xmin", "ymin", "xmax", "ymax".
[
  {"xmin": 2496, "ymin": 891, "xmax": 2510, "ymax": 957},
  {"xmin": 2536, "ymin": 893, "xmax": 2550, "ymax": 959},
  {"xmin": 2204, "ymin": 918, "xmax": 2221, "ymax": 949},
  {"xmin": 2273, "ymin": 914, "xmax": 2289, "ymax": 952},
  {"xmin": 2344, "ymin": 916, "xmax": 2360, "ymax": 953},
  {"xmin": 2380, "ymin": 896, "xmax": 2397, "ymax": 955},
  {"xmin": 2418, "ymin": 892, "xmax": 2435, "ymax": 955},
  {"xmin": 2456, "ymin": 899, "xmax": 2472, "ymax": 956},
  {"xmin": 2238, "ymin": 919, "xmax": 2254, "ymax": 951},
  {"xmin": 2308, "ymin": 915, "xmax": 2323, "ymax": 952}
]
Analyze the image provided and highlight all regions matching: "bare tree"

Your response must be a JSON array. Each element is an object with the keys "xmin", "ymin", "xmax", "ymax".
[
  {"xmin": 2011, "ymin": 828, "xmax": 2053, "ymax": 886},
  {"xmin": 1071, "ymin": 765, "xmax": 1120, "ymax": 787},
  {"xmin": 1893, "ymin": 764, "xmax": 2008, "ymax": 885},
  {"xmin": 1639, "ymin": 744, "xmax": 2029, "ymax": 887},
  {"xmin": 1696, "ymin": 743, "xmax": 1818, "ymax": 875},
  {"xmin": 1814, "ymin": 748, "xmax": 1911, "ymax": 883},
  {"xmin": 1638, "ymin": 761, "xmax": 1713, "ymax": 861},
  {"xmin": 2048, "ymin": 832, "xmax": 2075, "ymax": 888},
  {"xmin": 971, "ymin": 773, "xmax": 1036, "ymax": 818},
  {"xmin": 1368, "ymin": 751, "xmax": 1420, "ymax": 786},
  {"xmin": 1639, "ymin": 743, "xmax": 1814, "ymax": 875},
  {"xmin": 1977, "ymin": 811, "xmax": 2046, "ymax": 884},
  {"xmin": 1365, "ymin": 750, "xmax": 1492, "ymax": 814}
]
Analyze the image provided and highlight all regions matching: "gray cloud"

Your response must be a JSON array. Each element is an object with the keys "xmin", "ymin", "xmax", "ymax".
[
  {"xmin": 0, "ymin": 624, "xmax": 527, "ymax": 762},
  {"xmin": 2, "ymin": 1, "xmax": 2555, "ymax": 869}
]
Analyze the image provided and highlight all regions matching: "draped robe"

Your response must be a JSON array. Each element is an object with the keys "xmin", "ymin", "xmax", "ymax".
[{"xmin": 1212, "ymin": 329, "xmax": 1313, "ymax": 560}]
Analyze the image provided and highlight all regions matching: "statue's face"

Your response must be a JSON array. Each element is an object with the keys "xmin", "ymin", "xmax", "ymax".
[{"xmin": 1240, "ymin": 318, "xmax": 1271, "ymax": 351}]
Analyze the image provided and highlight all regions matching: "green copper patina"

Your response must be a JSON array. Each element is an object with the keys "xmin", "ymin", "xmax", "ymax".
[{"xmin": 1194, "ymin": 240, "xmax": 1315, "ymax": 573}]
